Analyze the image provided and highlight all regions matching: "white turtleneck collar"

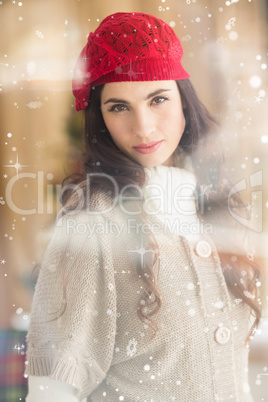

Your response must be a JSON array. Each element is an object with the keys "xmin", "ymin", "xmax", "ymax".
[{"xmin": 143, "ymin": 165, "xmax": 200, "ymax": 241}]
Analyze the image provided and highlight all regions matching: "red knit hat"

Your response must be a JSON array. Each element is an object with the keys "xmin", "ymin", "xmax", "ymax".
[{"xmin": 72, "ymin": 12, "xmax": 190, "ymax": 111}]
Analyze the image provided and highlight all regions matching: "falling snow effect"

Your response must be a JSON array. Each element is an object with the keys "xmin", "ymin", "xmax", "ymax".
[
  {"xmin": 182, "ymin": 34, "xmax": 192, "ymax": 42},
  {"xmin": 3, "ymin": 154, "xmax": 29, "ymax": 177},
  {"xmin": 126, "ymin": 338, "xmax": 137, "ymax": 357},
  {"xmin": 26, "ymin": 61, "xmax": 36, "ymax": 76},
  {"xmin": 225, "ymin": 17, "xmax": 236, "ymax": 30},
  {"xmin": 226, "ymin": 0, "xmax": 240, "ymax": 5},
  {"xmin": 249, "ymin": 75, "xmax": 262, "ymax": 89},
  {"xmin": 35, "ymin": 30, "xmax": 44, "ymax": 39},
  {"xmin": 0, "ymin": 2, "xmax": 267, "ymax": 401},
  {"xmin": 35, "ymin": 140, "xmax": 47, "ymax": 149},
  {"xmin": 128, "ymin": 238, "xmax": 156, "ymax": 267},
  {"xmin": 26, "ymin": 100, "xmax": 43, "ymax": 109},
  {"xmin": 243, "ymin": 290, "xmax": 256, "ymax": 300},
  {"xmin": 14, "ymin": 343, "xmax": 25, "ymax": 355}
]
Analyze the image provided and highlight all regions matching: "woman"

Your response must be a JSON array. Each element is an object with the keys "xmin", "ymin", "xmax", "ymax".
[{"xmin": 25, "ymin": 12, "xmax": 262, "ymax": 401}]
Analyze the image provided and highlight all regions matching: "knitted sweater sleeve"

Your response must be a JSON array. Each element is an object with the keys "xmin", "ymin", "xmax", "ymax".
[{"xmin": 25, "ymin": 211, "xmax": 117, "ymax": 400}]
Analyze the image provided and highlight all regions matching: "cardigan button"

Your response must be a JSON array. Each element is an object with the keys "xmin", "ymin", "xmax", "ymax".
[
  {"xmin": 194, "ymin": 240, "xmax": 212, "ymax": 258},
  {"xmin": 214, "ymin": 326, "xmax": 231, "ymax": 345}
]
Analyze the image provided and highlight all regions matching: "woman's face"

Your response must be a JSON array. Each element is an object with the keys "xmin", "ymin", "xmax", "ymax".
[{"xmin": 100, "ymin": 80, "xmax": 185, "ymax": 168}]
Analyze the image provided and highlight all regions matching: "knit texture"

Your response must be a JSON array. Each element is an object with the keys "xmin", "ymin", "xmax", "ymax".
[
  {"xmin": 25, "ymin": 166, "xmax": 253, "ymax": 401},
  {"xmin": 72, "ymin": 12, "xmax": 190, "ymax": 111}
]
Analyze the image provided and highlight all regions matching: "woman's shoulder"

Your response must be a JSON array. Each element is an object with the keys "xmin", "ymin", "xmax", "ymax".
[{"xmin": 57, "ymin": 181, "xmax": 118, "ymax": 223}]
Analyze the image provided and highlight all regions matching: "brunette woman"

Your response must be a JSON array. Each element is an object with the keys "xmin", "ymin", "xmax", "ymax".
[{"xmin": 25, "ymin": 12, "xmax": 261, "ymax": 402}]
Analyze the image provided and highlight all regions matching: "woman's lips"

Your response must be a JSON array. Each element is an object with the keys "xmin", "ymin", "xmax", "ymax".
[{"xmin": 133, "ymin": 140, "xmax": 163, "ymax": 154}]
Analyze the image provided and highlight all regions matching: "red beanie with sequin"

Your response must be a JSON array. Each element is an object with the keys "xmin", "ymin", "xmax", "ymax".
[{"xmin": 72, "ymin": 12, "xmax": 190, "ymax": 111}]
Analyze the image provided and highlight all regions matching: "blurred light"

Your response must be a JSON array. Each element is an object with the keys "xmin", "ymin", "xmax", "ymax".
[
  {"xmin": 229, "ymin": 31, "xmax": 238, "ymax": 40},
  {"xmin": 249, "ymin": 75, "xmax": 262, "ymax": 88},
  {"xmin": 261, "ymin": 64, "xmax": 267, "ymax": 70},
  {"xmin": 253, "ymin": 157, "xmax": 260, "ymax": 164},
  {"xmin": 47, "ymin": 173, "xmax": 54, "ymax": 180},
  {"xmin": 235, "ymin": 111, "xmax": 243, "ymax": 120},
  {"xmin": 261, "ymin": 135, "xmax": 268, "ymax": 143}
]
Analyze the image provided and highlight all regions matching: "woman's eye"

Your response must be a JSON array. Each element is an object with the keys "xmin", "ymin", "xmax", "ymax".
[
  {"xmin": 152, "ymin": 96, "xmax": 169, "ymax": 105},
  {"xmin": 109, "ymin": 104, "xmax": 127, "ymax": 113}
]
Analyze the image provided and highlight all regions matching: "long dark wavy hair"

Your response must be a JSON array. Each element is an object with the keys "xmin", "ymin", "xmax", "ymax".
[{"xmin": 61, "ymin": 79, "xmax": 262, "ymax": 345}]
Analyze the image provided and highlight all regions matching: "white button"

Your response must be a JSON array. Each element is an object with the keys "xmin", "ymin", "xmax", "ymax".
[
  {"xmin": 214, "ymin": 326, "xmax": 231, "ymax": 345},
  {"xmin": 195, "ymin": 240, "xmax": 212, "ymax": 258}
]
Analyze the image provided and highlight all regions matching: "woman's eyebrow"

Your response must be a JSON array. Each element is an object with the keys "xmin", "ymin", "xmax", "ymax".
[{"xmin": 103, "ymin": 88, "xmax": 171, "ymax": 105}]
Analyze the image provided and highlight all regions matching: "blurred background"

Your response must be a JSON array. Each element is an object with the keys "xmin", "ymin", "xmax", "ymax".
[{"xmin": 0, "ymin": 0, "xmax": 267, "ymax": 400}]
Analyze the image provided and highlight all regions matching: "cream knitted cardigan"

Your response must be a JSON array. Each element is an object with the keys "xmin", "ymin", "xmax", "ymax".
[{"xmin": 25, "ymin": 166, "xmax": 254, "ymax": 401}]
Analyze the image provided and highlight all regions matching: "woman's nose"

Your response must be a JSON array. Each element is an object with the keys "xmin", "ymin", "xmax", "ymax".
[{"xmin": 132, "ymin": 109, "xmax": 155, "ymax": 138}]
